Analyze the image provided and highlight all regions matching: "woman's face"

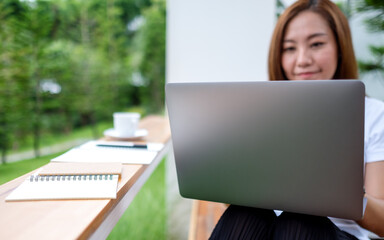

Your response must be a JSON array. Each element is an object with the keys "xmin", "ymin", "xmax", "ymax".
[{"xmin": 281, "ymin": 10, "xmax": 338, "ymax": 80}]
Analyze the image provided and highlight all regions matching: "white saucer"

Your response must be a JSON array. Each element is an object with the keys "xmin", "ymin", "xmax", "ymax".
[{"xmin": 103, "ymin": 128, "xmax": 148, "ymax": 140}]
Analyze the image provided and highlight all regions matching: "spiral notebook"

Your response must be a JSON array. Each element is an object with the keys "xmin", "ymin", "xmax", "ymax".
[{"xmin": 5, "ymin": 163, "xmax": 122, "ymax": 201}]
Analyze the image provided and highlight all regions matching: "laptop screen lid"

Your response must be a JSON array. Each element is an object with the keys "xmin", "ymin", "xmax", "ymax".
[{"xmin": 165, "ymin": 80, "xmax": 365, "ymax": 220}]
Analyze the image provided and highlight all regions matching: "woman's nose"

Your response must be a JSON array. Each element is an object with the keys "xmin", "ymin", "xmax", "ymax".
[{"xmin": 297, "ymin": 48, "xmax": 313, "ymax": 67}]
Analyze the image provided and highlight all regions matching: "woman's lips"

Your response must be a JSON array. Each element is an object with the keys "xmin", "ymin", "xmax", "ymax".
[{"xmin": 296, "ymin": 71, "xmax": 320, "ymax": 78}]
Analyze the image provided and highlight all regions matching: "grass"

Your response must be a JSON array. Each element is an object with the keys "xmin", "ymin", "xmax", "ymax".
[
  {"xmin": 7, "ymin": 121, "xmax": 113, "ymax": 155},
  {"xmin": 7, "ymin": 106, "xmax": 147, "ymax": 155},
  {"xmin": 107, "ymin": 159, "xmax": 166, "ymax": 240},
  {"xmin": 0, "ymin": 152, "xmax": 63, "ymax": 185},
  {"xmin": 0, "ymin": 152, "xmax": 167, "ymax": 240}
]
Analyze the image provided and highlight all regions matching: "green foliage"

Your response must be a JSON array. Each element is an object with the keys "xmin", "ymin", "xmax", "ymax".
[
  {"xmin": 131, "ymin": 0, "xmax": 166, "ymax": 113},
  {"xmin": 0, "ymin": 0, "xmax": 166, "ymax": 162},
  {"xmin": 356, "ymin": 0, "xmax": 384, "ymax": 76},
  {"xmin": 0, "ymin": 0, "xmax": 32, "ymax": 162},
  {"xmin": 357, "ymin": 0, "xmax": 384, "ymax": 32},
  {"xmin": 276, "ymin": 0, "xmax": 286, "ymax": 17},
  {"xmin": 358, "ymin": 45, "xmax": 384, "ymax": 73},
  {"xmin": 335, "ymin": 1, "xmax": 352, "ymax": 19},
  {"xmin": 0, "ymin": 152, "xmax": 58, "ymax": 185}
]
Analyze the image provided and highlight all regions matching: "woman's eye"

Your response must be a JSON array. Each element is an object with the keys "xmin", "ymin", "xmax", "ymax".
[
  {"xmin": 311, "ymin": 42, "xmax": 324, "ymax": 48},
  {"xmin": 283, "ymin": 46, "xmax": 295, "ymax": 52}
]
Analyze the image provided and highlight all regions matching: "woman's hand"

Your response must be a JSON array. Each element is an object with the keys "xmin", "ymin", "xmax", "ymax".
[{"xmin": 357, "ymin": 161, "xmax": 384, "ymax": 236}]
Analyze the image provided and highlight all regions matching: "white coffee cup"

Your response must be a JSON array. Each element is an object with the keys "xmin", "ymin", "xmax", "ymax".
[{"xmin": 113, "ymin": 112, "xmax": 141, "ymax": 137}]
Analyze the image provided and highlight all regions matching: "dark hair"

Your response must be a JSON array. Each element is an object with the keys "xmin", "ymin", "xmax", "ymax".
[{"xmin": 268, "ymin": 0, "xmax": 358, "ymax": 80}]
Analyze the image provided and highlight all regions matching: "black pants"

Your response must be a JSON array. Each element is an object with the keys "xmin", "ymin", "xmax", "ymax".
[{"xmin": 210, "ymin": 205, "xmax": 358, "ymax": 240}]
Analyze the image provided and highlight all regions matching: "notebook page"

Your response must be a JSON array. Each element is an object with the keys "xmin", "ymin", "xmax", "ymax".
[
  {"xmin": 6, "ymin": 174, "xmax": 119, "ymax": 201},
  {"xmin": 51, "ymin": 140, "xmax": 163, "ymax": 164},
  {"xmin": 39, "ymin": 162, "xmax": 122, "ymax": 176}
]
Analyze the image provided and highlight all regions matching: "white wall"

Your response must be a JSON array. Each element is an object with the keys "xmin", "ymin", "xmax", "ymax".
[{"xmin": 166, "ymin": 0, "xmax": 275, "ymax": 83}]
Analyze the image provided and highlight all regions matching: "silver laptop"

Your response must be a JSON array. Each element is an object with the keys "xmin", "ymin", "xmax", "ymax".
[{"xmin": 166, "ymin": 80, "xmax": 365, "ymax": 220}]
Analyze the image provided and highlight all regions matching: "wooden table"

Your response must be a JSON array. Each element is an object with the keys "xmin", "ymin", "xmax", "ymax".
[{"xmin": 0, "ymin": 115, "xmax": 171, "ymax": 240}]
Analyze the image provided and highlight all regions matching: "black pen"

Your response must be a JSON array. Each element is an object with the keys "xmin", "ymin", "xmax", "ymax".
[{"xmin": 96, "ymin": 144, "xmax": 148, "ymax": 149}]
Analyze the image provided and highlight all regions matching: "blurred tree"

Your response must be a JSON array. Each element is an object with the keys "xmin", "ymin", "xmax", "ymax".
[
  {"xmin": 22, "ymin": 1, "xmax": 55, "ymax": 158},
  {"xmin": 335, "ymin": 0, "xmax": 352, "ymax": 19},
  {"xmin": 356, "ymin": 0, "xmax": 384, "ymax": 77},
  {"xmin": 276, "ymin": 0, "xmax": 286, "ymax": 17},
  {"xmin": 51, "ymin": 0, "xmax": 149, "ymax": 138},
  {"xmin": 0, "ymin": 0, "xmax": 31, "ymax": 163},
  {"xmin": 43, "ymin": 40, "xmax": 77, "ymax": 134},
  {"xmin": 0, "ymin": 0, "xmax": 165, "ymax": 161},
  {"xmin": 93, "ymin": 0, "xmax": 131, "ymax": 118},
  {"xmin": 131, "ymin": 0, "xmax": 166, "ymax": 113},
  {"xmin": 358, "ymin": 46, "xmax": 384, "ymax": 73}
]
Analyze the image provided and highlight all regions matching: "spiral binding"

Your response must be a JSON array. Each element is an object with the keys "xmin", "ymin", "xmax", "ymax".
[{"xmin": 29, "ymin": 174, "xmax": 115, "ymax": 182}]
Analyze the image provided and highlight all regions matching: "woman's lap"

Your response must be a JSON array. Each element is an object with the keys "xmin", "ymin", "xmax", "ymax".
[{"xmin": 209, "ymin": 205, "xmax": 358, "ymax": 240}]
